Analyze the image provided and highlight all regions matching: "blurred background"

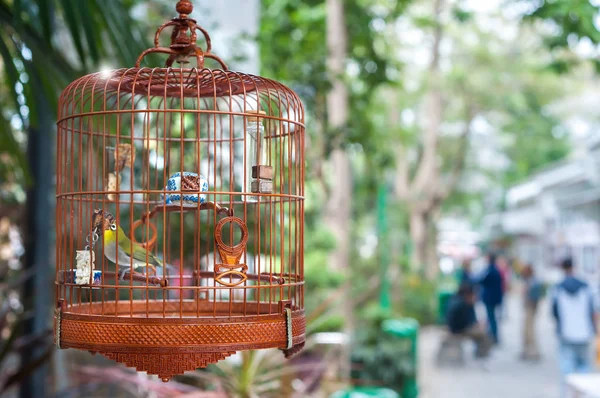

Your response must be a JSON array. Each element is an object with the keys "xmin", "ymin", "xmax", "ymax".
[{"xmin": 0, "ymin": 0, "xmax": 599, "ymax": 397}]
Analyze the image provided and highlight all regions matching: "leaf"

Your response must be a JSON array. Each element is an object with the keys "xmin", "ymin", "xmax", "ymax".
[
  {"xmin": 0, "ymin": 2, "xmax": 78, "ymax": 76},
  {"xmin": 0, "ymin": 32, "xmax": 24, "ymax": 124},
  {"xmin": 452, "ymin": 6, "xmax": 472, "ymax": 23},
  {"xmin": 93, "ymin": 0, "xmax": 146, "ymax": 65},
  {"xmin": 36, "ymin": 0, "xmax": 54, "ymax": 46},
  {"xmin": 12, "ymin": 0, "xmax": 23, "ymax": 31},
  {"xmin": 59, "ymin": 0, "xmax": 86, "ymax": 68},
  {"xmin": 0, "ymin": 113, "xmax": 29, "ymax": 183},
  {"xmin": 78, "ymin": 0, "xmax": 100, "ymax": 64}
]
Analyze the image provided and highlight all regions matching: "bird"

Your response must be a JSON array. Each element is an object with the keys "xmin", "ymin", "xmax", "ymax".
[{"xmin": 92, "ymin": 209, "xmax": 168, "ymax": 280}]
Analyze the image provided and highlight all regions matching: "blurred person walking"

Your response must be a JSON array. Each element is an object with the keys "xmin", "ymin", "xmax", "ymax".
[
  {"xmin": 458, "ymin": 259, "xmax": 474, "ymax": 286},
  {"xmin": 497, "ymin": 256, "xmax": 512, "ymax": 293},
  {"xmin": 497, "ymin": 255, "xmax": 511, "ymax": 320},
  {"xmin": 552, "ymin": 258, "xmax": 597, "ymax": 397},
  {"xmin": 521, "ymin": 264, "xmax": 543, "ymax": 361},
  {"xmin": 478, "ymin": 253, "xmax": 504, "ymax": 344},
  {"xmin": 446, "ymin": 283, "xmax": 492, "ymax": 358}
]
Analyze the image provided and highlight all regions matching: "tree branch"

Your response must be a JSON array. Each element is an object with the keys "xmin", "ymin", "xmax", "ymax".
[
  {"xmin": 415, "ymin": 106, "xmax": 475, "ymax": 215},
  {"xmin": 394, "ymin": 150, "xmax": 410, "ymax": 200},
  {"xmin": 444, "ymin": 108, "xmax": 475, "ymax": 194},
  {"xmin": 308, "ymin": 94, "xmax": 330, "ymax": 197},
  {"xmin": 388, "ymin": 92, "xmax": 410, "ymax": 200},
  {"xmin": 431, "ymin": 105, "xmax": 476, "ymax": 210},
  {"xmin": 409, "ymin": 0, "xmax": 445, "ymax": 197}
]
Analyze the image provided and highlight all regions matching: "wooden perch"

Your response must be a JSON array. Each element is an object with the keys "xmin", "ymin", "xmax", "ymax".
[
  {"xmin": 59, "ymin": 270, "xmax": 167, "ymax": 287},
  {"xmin": 104, "ymin": 271, "xmax": 168, "ymax": 287},
  {"xmin": 141, "ymin": 201, "xmax": 233, "ymax": 223},
  {"xmin": 192, "ymin": 271, "xmax": 284, "ymax": 285}
]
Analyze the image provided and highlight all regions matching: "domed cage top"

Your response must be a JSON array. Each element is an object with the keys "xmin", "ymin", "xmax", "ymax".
[{"xmin": 54, "ymin": 0, "xmax": 305, "ymax": 381}]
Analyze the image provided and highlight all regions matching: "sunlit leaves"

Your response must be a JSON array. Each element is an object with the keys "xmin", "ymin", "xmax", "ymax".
[
  {"xmin": 519, "ymin": 0, "xmax": 600, "ymax": 73},
  {"xmin": 0, "ymin": 0, "xmax": 149, "ymax": 183}
]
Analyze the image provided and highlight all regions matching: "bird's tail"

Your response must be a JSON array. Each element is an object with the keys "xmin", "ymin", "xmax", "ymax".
[{"xmin": 153, "ymin": 263, "xmax": 180, "ymax": 277}]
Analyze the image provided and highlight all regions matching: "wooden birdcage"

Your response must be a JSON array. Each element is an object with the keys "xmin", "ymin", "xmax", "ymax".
[{"xmin": 54, "ymin": 0, "xmax": 305, "ymax": 381}]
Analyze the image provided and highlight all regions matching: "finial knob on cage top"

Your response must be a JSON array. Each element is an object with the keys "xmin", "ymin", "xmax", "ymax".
[{"xmin": 176, "ymin": 0, "xmax": 193, "ymax": 17}]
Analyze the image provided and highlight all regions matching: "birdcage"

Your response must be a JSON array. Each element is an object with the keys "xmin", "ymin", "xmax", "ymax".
[{"xmin": 54, "ymin": 0, "xmax": 305, "ymax": 381}]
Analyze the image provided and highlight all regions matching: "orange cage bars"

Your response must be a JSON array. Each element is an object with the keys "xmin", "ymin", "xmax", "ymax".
[{"xmin": 54, "ymin": 0, "xmax": 305, "ymax": 381}]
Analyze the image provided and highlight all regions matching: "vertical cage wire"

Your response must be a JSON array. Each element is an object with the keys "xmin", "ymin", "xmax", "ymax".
[{"xmin": 54, "ymin": 0, "xmax": 305, "ymax": 381}]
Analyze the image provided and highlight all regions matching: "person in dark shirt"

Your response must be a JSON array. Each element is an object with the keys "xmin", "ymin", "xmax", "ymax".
[
  {"xmin": 458, "ymin": 259, "xmax": 474, "ymax": 286},
  {"xmin": 478, "ymin": 253, "xmax": 504, "ymax": 344},
  {"xmin": 446, "ymin": 283, "xmax": 492, "ymax": 358}
]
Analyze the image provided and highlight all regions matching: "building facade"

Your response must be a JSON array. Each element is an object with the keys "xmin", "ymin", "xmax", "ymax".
[{"xmin": 485, "ymin": 136, "xmax": 600, "ymax": 289}]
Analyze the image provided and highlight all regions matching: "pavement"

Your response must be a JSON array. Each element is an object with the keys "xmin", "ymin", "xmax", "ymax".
[{"xmin": 418, "ymin": 291, "xmax": 564, "ymax": 398}]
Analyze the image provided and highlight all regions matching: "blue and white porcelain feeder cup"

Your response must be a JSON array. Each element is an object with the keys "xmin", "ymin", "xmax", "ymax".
[{"xmin": 163, "ymin": 172, "xmax": 209, "ymax": 207}]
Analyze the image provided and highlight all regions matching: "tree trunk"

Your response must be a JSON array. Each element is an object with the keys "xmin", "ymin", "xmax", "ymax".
[
  {"xmin": 21, "ymin": 66, "xmax": 53, "ymax": 398},
  {"xmin": 324, "ymin": 150, "xmax": 351, "ymax": 271},
  {"xmin": 410, "ymin": 0, "xmax": 444, "ymax": 197},
  {"xmin": 425, "ymin": 214, "xmax": 439, "ymax": 280},
  {"xmin": 325, "ymin": 0, "xmax": 353, "ymax": 383},
  {"xmin": 324, "ymin": 0, "xmax": 350, "ymax": 268},
  {"xmin": 396, "ymin": 0, "xmax": 446, "ymax": 278},
  {"xmin": 409, "ymin": 211, "xmax": 427, "ymax": 273},
  {"xmin": 411, "ymin": 211, "xmax": 439, "ymax": 279}
]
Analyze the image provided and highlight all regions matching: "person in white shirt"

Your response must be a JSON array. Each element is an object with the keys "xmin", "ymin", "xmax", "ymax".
[{"xmin": 552, "ymin": 258, "xmax": 598, "ymax": 397}]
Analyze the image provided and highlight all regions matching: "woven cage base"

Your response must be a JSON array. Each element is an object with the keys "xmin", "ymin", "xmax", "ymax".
[{"xmin": 54, "ymin": 300, "xmax": 306, "ymax": 381}]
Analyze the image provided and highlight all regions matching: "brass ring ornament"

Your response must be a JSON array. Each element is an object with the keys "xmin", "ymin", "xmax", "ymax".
[
  {"xmin": 131, "ymin": 218, "xmax": 158, "ymax": 250},
  {"xmin": 214, "ymin": 216, "xmax": 249, "ymax": 287}
]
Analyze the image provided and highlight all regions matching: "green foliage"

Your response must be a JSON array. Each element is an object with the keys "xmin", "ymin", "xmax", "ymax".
[
  {"xmin": 398, "ymin": 274, "xmax": 437, "ymax": 325},
  {"xmin": 305, "ymin": 259, "xmax": 344, "ymax": 288},
  {"xmin": 304, "ymin": 222, "xmax": 339, "ymax": 286},
  {"xmin": 520, "ymin": 0, "xmax": 600, "ymax": 72},
  {"xmin": 0, "ymin": 0, "xmax": 149, "ymax": 184},
  {"xmin": 309, "ymin": 314, "xmax": 345, "ymax": 333},
  {"xmin": 524, "ymin": 0, "xmax": 600, "ymax": 45},
  {"xmin": 426, "ymin": 7, "xmax": 574, "ymax": 220},
  {"xmin": 504, "ymin": 104, "xmax": 570, "ymax": 185},
  {"xmin": 451, "ymin": 5, "xmax": 472, "ymax": 23},
  {"xmin": 351, "ymin": 315, "xmax": 413, "ymax": 393},
  {"xmin": 259, "ymin": 0, "xmax": 409, "ymax": 157},
  {"xmin": 304, "ymin": 223, "xmax": 345, "ymax": 332},
  {"xmin": 258, "ymin": 0, "xmax": 416, "ymax": 339}
]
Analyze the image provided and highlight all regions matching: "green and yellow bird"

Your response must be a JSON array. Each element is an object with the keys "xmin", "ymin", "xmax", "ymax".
[{"xmin": 92, "ymin": 209, "xmax": 166, "ymax": 279}]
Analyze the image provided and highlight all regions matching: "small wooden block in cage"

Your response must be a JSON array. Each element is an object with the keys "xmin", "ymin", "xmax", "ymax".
[
  {"xmin": 114, "ymin": 143, "xmax": 135, "ymax": 172},
  {"xmin": 251, "ymin": 179, "xmax": 273, "ymax": 194},
  {"xmin": 252, "ymin": 165, "xmax": 273, "ymax": 180},
  {"xmin": 106, "ymin": 173, "xmax": 120, "ymax": 201}
]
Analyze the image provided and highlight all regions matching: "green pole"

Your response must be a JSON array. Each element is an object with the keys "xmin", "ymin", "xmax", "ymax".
[{"xmin": 377, "ymin": 183, "xmax": 391, "ymax": 313}]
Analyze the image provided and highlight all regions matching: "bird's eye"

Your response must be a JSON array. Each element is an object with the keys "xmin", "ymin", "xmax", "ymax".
[{"xmin": 110, "ymin": 223, "xmax": 117, "ymax": 231}]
